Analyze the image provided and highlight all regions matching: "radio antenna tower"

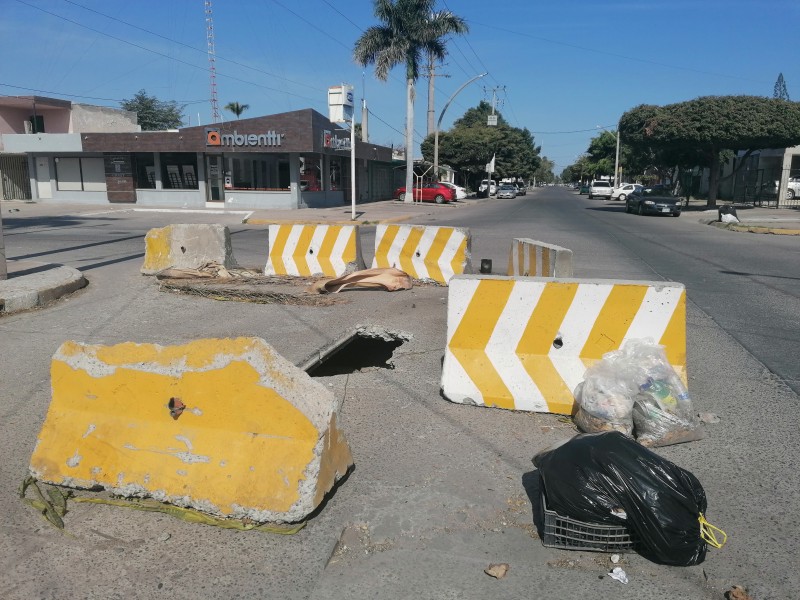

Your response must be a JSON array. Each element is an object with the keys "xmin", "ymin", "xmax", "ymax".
[{"xmin": 205, "ymin": 0, "xmax": 220, "ymax": 123}]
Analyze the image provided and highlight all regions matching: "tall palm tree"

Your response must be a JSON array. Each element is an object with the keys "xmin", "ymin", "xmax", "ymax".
[
  {"xmin": 354, "ymin": 0, "xmax": 468, "ymax": 202},
  {"xmin": 224, "ymin": 102, "xmax": 249, "ymax": 119}
]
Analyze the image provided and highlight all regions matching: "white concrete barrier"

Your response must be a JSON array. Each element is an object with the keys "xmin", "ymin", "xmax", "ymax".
[
  {"xmin": 507, "ymin": 238, "xmax": 573, "ymax": 277},
  {"xmin": 264, "ymin": 224, "xmax": 363, "ymax": 277},
  {"xmin": 441, "ymin": 275, "xmax": 686, "ymax": 415},
  {"xmin": 371, "ymin": 224, "xmax": 471, "ymax": 285}
]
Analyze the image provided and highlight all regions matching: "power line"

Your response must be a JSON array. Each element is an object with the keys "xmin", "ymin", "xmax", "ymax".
[
  {"xmin": 0, "ymin": 84, "xmax": 205, "ymax": 104},
  {"xmin": 14, "ymin": 0, "xmax": 325, "ymax": 106},
  {"xmin": 59, "ymin": 0, "xmax": 324, "ymax": 94}
]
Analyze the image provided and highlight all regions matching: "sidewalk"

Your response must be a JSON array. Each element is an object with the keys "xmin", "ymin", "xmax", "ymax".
[{"xmin": 692, "ymin": 203, "xmax": 800, "ymax": 235}]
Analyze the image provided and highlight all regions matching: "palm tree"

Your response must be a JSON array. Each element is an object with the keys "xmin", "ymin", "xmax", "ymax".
[
  {"xmin": 224, "ymin": 102, "xmax": 249, "ymax": 119},
  {"xmin": 354, "ymin": 0, "xmax": 468, "ymax": 203}
]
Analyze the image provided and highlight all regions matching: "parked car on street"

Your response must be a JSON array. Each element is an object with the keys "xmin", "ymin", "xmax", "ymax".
[
  {"xmin": 440, "ymin": 182, "xmax": 467, "ymax": 200},
  {"xmin": 610, "ymin": 183, "xmax": 643, "ymax": 201},
  {"xmin": 478, "ymin": 179, "xmax": 497, "ymax": 197},
  {"xmin": 394, "ymin": 182, "xmax": 454, "ymax": 203},
  {"xmin": 588, "ymin": 180, "xmax": 613, "ymax": 199},
  {"xmin": 515, "ymin": 184, "xmax": 527, "ymax": 196},
  {"xmin": 625, "ymin": 188, "xmax": 682, "ymax": 217},
  {"xmin": 579, "ymin": 183, "xmax": 590, "ymax": 194},
  {"xmin": 496, "ymin": 184, "xmax": 518, "ymax": 199}
]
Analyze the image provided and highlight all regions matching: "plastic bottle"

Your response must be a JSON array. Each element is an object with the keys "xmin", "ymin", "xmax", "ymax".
[{"xmin": 639, "ymin": 378, "xmax": 678, "ymax": 412}]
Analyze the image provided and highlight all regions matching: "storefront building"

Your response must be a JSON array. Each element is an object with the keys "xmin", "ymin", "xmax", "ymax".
[{"xmin": 1, "ymin": 107, "xmax": 397, "ymax": 209}]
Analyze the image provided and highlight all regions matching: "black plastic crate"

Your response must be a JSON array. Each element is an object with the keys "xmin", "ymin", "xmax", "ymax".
[{"xmin": 541, "ymin": 492, "xmax": 636, "ymax": 553}]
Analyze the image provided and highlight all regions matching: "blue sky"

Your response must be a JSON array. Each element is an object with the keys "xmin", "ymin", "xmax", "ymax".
[{"xmin": 2, "ymin": 0, "xmax": 798, "ymax": 176}]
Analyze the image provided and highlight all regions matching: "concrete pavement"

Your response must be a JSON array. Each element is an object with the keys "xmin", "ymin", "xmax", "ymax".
[{"xmin": 1, "ymin": 197, "xmax": 797, "ymax": 316}]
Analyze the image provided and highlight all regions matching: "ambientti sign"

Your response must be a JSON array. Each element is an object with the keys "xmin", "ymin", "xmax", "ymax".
[{"xmin": 206, "ymin": 128, "xmax": 284, "ymax": 147}]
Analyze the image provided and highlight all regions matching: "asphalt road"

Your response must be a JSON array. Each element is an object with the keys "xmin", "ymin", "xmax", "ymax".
[{"xmin": 0, "ymin": 197, "xmax": 798, "ymax": 599}]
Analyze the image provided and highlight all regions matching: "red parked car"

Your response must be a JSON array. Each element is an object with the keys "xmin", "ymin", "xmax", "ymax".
[{"xmin": 394, "ymin": 182, "xmax": 454, "ymax": 203}]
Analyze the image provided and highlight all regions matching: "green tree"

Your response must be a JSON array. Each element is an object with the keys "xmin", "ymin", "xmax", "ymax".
[
  {"xmin": 774, "ymin": 73, "xmax": 790, "ymax": 101},
  {"xmin": 120, "ymin": 89, "xmax": 185, "ymax": 131},
  {"xmin": 533, "ymin": 156, "xmax": 555, "ymax": 184},
  {"xmin": 420, "ymin": 102, "xmax": 541, "ymax": 190},
  {"xmin": 224, "ymin": 101, "xmax": 250, "ymax": 119},
  {"xmin": 354, "ymin": 0, "xmax": 468, "ymax": 202},
  {"xmin": 619, "ymin": 96, "xmax": 800, "ymax": 206}
]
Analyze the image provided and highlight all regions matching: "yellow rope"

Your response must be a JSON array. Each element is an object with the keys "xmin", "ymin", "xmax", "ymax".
[{"xmin": 699, "ymin": 513, "xmax": 727, "ymax": 549}]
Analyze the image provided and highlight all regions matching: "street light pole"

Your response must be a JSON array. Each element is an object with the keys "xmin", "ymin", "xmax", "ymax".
[
  {"xmin": 434, "ymin": 73, "xmax": 487, "ymax": 180},
  {"xmin": 614, "ymin": 126, "xmax": 621, "ymax": 188},
  {"xmin": 350, "ymin": 117, "xmax": 356, "ymax": 220},
  {"xmin": 0, "ymin": 210, "xmax": 6, "ymax": 280}
]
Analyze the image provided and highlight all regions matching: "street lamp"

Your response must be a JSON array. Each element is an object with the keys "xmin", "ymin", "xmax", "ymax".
[{"xmin": 433, "ymin": 73, "xmax": 487, "ymax": 180}]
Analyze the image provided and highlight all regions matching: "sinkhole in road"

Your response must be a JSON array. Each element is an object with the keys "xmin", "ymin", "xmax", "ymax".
[{"xmin": 302, "ymin": 327, "xmax": 411, "ymax": 377}]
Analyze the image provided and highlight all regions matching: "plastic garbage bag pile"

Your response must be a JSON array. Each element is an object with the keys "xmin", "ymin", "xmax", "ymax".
[
  {"xmin": 534, "ymin": 431, "xmax": 725, "ymax": 566},
  {"xmin": 573, "ymin": 339, "xmax": 704, "ymax": 447}
]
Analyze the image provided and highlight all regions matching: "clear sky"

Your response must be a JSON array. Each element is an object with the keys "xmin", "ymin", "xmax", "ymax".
[{"xmin": 2, "ymin": 0, "xmax": 798, "ymax": 177}]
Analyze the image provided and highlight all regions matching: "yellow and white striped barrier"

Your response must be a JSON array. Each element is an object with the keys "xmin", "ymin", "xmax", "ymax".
[
  {"xmin": 29, "ymin": 338, "xmax": 353, "ymax": 523},
  {"xmin": 371, "ymin": 224, "xmax": 471, "ymax": 285},
  {"xmin": 507, "ymin": 238, "xmax": 573, "ymax": 278},
  {"xmin": 264, "ymin": 224, "xmax": 364, "ymax": 277},
  {"xmin": 441, "ymin": 275, "xmax": 686, "ymax": 415}
]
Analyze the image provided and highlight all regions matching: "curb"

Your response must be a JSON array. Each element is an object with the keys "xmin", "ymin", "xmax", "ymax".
[
  {"xmin": 0, "ymin": 263, "xmax": 87, "ymax": 314},
  {"xmin": 707, "ymin": 221, "xmax": 800, "ymax": 236},
  {"xmin": 243, "ymin": 215, "xmax": 411, "ymax": 226}
]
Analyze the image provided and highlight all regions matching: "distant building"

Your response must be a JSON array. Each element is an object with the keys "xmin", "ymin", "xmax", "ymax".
[{"xmin": 0, "ymin": 96, "xmax": 397, "ymax": 208}]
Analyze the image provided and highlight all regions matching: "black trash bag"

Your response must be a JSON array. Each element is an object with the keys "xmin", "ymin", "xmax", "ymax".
[{"xmin": 533, "ymin": 431, "xmax": 708, "ymax": 566}]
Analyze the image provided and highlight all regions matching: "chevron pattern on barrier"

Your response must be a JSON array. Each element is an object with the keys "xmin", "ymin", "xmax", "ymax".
[
  {"xmin": 371, "ymin": 224, "xmax": 471, "ymax": 285},
  {"xmin": 264, "ymin": 224, "xmax": 363, "ymax": 277},
  {"xmin": 507, "ymin": 238, "xmax": 573, "ymax": 278},
  {"xmin": 441, "ymin": 275, "xmax": 686, "ymax": 415}
]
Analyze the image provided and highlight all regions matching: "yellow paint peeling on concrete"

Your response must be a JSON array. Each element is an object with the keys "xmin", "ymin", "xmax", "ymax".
[
  {"xmin": 94, "ymin": 338, "xmax": 265, "ymax": 370},
  {"xmin": 142, "ymin": 226, "xmax": 171, "ymax": 273},
  {"xmin": 31, "ymin": 338, "xmax": 353, "ymax": 519}
]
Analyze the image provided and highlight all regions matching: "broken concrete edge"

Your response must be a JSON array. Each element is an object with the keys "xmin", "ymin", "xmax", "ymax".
[
  {"xmin": 0, "ymin": 266, "xmax": 87, "ymax": 314},
  {"xmin": 34, "ymin": 338, "xmax": 352, "ymax": 523},
  {"xmin": 296, "ymin": 325, "xmax": 414, "ymax": 372},
  {"xmin": 708, "ymin": 221, "xmax": 800, "ymax": 235}
]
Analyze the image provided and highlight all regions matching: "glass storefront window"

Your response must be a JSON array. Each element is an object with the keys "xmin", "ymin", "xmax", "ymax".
[
  {"xmin": 299, "ymin": 154, "xmax": 322, "ymax": 191},
  {"xmin": 134, "ymin": 153, "xmax": 156, "ymax": 188},
  {"xmin": 161, "ymin": 153, "xmax": 198, "ymax": 189},
  {"xmin": 228, "ymin": 153, "xmax": 289, "ymax": 190}
]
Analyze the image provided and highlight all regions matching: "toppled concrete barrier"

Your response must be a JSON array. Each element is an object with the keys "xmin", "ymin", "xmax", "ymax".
[
  {"xmin": 29, "ymin": 338, "xmax": 353, "ymax": 523},
  {"xmin": 141, "ymin": 224, "xmax": 238, "ymax": 275}
]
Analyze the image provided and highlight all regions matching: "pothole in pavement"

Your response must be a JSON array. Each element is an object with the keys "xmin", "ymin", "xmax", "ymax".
[{"xmin": 301, "ymin": 326, "xmax": 412, "ymax": 377}]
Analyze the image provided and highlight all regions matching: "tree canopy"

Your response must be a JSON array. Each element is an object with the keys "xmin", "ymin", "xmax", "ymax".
[
  {"xmin": 619, "ymin": 95, "xmax": 800, "ymax": 206},
  {"xmin": 120, "ymin": 90, "xmax": 185, "ymax": 131},
  {"xmin": 420, "ymin": 101, "xmax": 541, "ymax": 189},
  {"xmin": 354, "ymin": 0, "xmax": 467, "ymax": 202},
  {"xmin": 774, "ymin": 73, "xmax": 790, "ymax": 101},
  {"xmin": 224, "ymin": 102, "xmax": 249, "ymax": 119}
]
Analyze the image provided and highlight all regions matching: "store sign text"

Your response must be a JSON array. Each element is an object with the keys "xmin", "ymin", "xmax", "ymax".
[
  {"xmin": 323, "ymin": 130, "xmax": 351, "ymax": 150},
  {"xmin": 206, "ymin": 128, "xmax": 284, "ymax": 147}
]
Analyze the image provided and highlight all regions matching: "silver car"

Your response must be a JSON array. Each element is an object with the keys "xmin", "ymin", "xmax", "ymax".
[{"xmin": 497, "ymin": 184, "xmax": 517, "ymax": 199}]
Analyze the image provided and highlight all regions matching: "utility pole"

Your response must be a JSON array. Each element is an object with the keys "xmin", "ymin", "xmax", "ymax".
[
  {"xmin": 485, "ymin": 86, "xmax": 505, "ymax": 126},
  {"xmin": 424, "ymin": 58, "xmax": 450, "ymax": 137}
]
